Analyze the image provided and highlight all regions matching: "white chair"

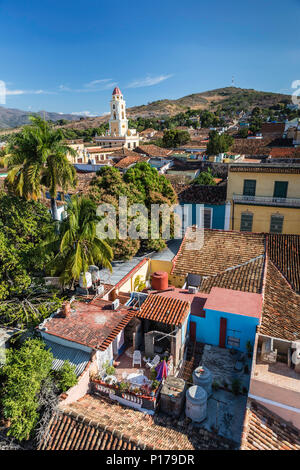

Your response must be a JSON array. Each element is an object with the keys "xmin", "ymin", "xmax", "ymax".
[
  {"xmin": 132, "ymin": 350, "xmax": 141, "ymax": 367},
  {"xmin": 146, "ymin": 354, "xmax": 160, "ymax": 369}
]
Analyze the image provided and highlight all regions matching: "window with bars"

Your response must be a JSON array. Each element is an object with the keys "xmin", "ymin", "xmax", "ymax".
[
  {"xmin": 240, "ymin": 212, "xmax": 253, "ymax": 231},
  {"xmin": 227, "ymin": 336, "xmax": 240, "ymax": 348},
  {"xmin": 243, "ymin": 179, "xmax": 256, "ymax": 196},
  {"xmin": 270, "ymin": 215, "xmax": 284, "ymax": 234},
  {"xmin": 204, "ymin": 208, "xmax": 212, "ymax": 228}
]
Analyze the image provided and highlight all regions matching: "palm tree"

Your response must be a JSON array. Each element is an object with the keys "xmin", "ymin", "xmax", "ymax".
[
  {"xmin": 47, "ymin": 195, "xmax": 113, "ymax": 288},
  {"xmin": 2, "ymin": 116, "xmax": 77, "ymax": 219}
]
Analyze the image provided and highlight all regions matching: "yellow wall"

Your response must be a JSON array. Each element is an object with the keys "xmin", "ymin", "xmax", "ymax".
[
  {"xmin": 227, "ymin": 170, "xmax": 300, "ymax": 200},
  {"xmin": 231, "ymin": 203, "xmax": 300, "ymax": 234},
  {"xmin": 150, "ymin": 259, "xmax": 173, "ymax": 275}
]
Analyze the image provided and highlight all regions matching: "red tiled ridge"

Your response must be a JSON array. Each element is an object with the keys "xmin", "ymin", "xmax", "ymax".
[
  {"xmin": 135, "ymin": 144, "xmax": 173, "ymax": 158},
  {"xmin": 38, "ymin": 412, "xmax": 145, "ymax": 450},
  {"xmin": 114, "ymin": 154, "xmax": 149, "ymax": 169},
  {"xmin": 137, "ymin": 293, "xmax": 190, "ymax": 326},
  {"xmin": 242, "ymin": 399, "xmax": 300, "ymax": 450},
  {"xmin": 259, "ymin": 260, "xmax": 300, "ymax": 341},
  {"xmin": 267, "ymin": 233, "xmax": 300, "ymax": 293},
  {"xmin": 230, "ymin": 165, "xmax": 300, "ymax": 174},
  {"xmin": 55, "ymin": 394, "xmax": 235, "ymax": 450},
  {"xmin": 99, "ymin": 309, "xmax": 136, "ymax": 351}
]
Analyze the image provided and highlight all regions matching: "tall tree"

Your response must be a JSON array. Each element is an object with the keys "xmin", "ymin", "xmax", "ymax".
[
  {"xmin": 47, "ymin": 195, "xmax": 113, "ymax": 288},
  {"xmin": 2, "ymin": 116, "xmax": 77, "ymax": 220}
]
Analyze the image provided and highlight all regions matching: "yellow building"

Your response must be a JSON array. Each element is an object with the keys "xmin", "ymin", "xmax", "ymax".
[{"xmin": 227, "ymin": 163, "xmax": 300, "ymax": 234}]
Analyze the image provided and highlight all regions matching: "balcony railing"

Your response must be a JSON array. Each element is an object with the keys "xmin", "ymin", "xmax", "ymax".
[{"xmin": 233, "ymin": 194, "xmax": 300, "ymax": 208}]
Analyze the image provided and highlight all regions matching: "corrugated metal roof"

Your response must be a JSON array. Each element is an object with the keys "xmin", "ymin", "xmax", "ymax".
[{"xmin": 43, "ymin": 339, "xmax": 91, "ymax": 377}]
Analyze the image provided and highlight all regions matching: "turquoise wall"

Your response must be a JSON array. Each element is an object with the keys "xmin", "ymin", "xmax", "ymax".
[
  {"xmin": 180, "ymin": 202, "xmax": 226, "ymax": 229},
  {"xmin": 188, "ymin": 308, "xmax": 259, "ymax": 352}
]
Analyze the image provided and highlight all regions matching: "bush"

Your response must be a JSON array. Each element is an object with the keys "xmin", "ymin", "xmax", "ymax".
[
  {"xmin": 105, "ymin": 365, "xmax": 116, "ymax": 376},
  {"xmin": 212, "ymin": 380, "xmax": 219, "ymax": 391},
  {"xmin": 55, "ymin": 361, "xmax": 77, "ymax": 393},
  {"xmin": 231, "ymin": 378, "xmax": 241, "ymax": 395},
  {"xmin": 150, "ymin": 368, "xmax": 157, "ymax": 381},
  {"xmin": 0, "ymin": 338, "xmax": 53, "ymax": 441}
]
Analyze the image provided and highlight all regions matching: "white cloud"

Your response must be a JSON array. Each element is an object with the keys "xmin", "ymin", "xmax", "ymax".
[
  {"xmin": 59, "ymin": 80, "xmax": 118, "ymax": 93},
  {"xmin": 71, "ymin": 110, "xmax": 98, "ymax": 117},
  {"xmin": 6, "ymin": 88, "xmax": 57, "ymax": 95},
  {"xmin": 126, "ymin": 74, "xmax": 173, "ymax": 88},
  {"xmin": 84, "ymin": 79, "xmax": 113, "ymax": 88}
]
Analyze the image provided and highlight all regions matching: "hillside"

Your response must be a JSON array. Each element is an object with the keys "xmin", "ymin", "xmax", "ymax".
[
  {"xmin": 0, "ymin": 106, "xmax": 81, "ymax": 130},
  {"xmin": 60, "ymin": 87, "xmax": 292, "ymax": 130},
  {"xmin": 0, "ymin": 87, "xmax": 292, "ymax": 132}
]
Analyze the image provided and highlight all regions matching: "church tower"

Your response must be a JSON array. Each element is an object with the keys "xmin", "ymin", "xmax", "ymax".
[{"xmin": 109, "ymin": 87, "xmax": 128, "ymax": 137}]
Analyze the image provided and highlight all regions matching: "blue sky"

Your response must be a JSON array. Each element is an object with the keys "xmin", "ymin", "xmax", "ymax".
[{"xmin": 0, "ymin": 0, "xmax": 299, "ymax": 116}]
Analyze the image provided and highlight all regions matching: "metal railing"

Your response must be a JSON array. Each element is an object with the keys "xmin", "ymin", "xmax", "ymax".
[{"xmin": 233, "ymin": 194, "xmax": 300, "ymax": 207}]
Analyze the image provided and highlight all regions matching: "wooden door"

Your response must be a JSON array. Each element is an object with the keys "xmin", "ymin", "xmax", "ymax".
[
  {"xmin": 219, "ymin": 317, "xmax": 227, "ymax": 348},
  {"xmin": 190, "ymin": 321, "xmax": 196, "ymax": 342}
]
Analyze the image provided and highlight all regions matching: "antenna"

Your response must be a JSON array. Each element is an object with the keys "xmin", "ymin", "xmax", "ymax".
[{"xmin": 231, "ymin": 75, "xmax": 235, "ymax": 87}]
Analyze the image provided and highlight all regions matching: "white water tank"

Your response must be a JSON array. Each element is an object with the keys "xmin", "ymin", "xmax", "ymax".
[
  {"xmin": 185, "ymin": 385, "xmax": 207, "ymax": 423},
  {"xmin": 192, "ymin": 366, "xmax": 212, "ymax": 397},
  {"xmin": 79, "ymin": 272, "xmax": 92, "ymax": 289}
]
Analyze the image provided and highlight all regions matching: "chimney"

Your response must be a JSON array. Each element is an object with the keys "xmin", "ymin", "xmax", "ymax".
[{"xmin": 61, "ymin": 301, "xmax": 71, "ymax": 318}]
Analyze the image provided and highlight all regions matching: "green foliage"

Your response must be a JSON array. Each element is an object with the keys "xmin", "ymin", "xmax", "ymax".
[
  {"xmin": 150, "ymin": 368, "xmax": 157, "ymax": 381},
  {"xmin": 238, "ymin": 127, "xmax": 249, "ymax": 138},
  {"xmin": 55, "ymin": 361, "xmax": 77, "ymax": 393},
  {"xmin": 193, "ymin": 168, "xmax": 216, "ymax": 186},
  {"xmin": 89, "ymin": 163, "xmax": 177, "ymax": 259},
  {"xmin": 0, "ymin": 193, "xmax": 53, "ymax": 301},
  {"xmin": 105, "ymin": 365, "xmax": 116, "ymax": 376},
  {"xmin": 151, "ymin": 380, "xmax": 160, "ymax": 390},
  {"xmin": 206, "ymin": 130, "xmax": 234, "ymax": 155},
  {"xmin": 0, "ymin": 338, "xmax": 53, "ymax": 441},
  {"xmin": 162, "ymin": 129, "xmax": 190, "ymax": 148},
  {"xmin": 0, "ymin": 193, "xmax": 62, "ymax": 329},
  {"xmin": 133, "ymin": 275, "xmax": 146, "ymax": 292},
  {"xmin": 46, "ymin": 195, "xmax": 113, "ymax": 287},
  {"xmin": 4, "ymin": 116, "xmax": 77, "ymax": 220},
  {"xmin": 231, "ymin": 378, "xmax": 241, "ymax": 395}
]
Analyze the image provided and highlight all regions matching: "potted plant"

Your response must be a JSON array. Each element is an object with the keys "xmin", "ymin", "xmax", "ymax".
[
  {"xmin": 150, "ymin": 368, "xmax": 157, "ymax": 381},
  {"xmin": 151, "ymin": 380, "xmax": 160, "ymax": 392},
  {"xmin": 231, "ymin": 378, "xmax": 241, "ymax": 395},
  {"xmin": 105, "ymin": 365, "xmax": 116, "ymax": 376},
  {"xmin": 119, "ymin": 381, "xmax": 127, "ymax": 393}
]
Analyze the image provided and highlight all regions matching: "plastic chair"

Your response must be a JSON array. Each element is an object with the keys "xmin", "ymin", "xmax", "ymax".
[{"xmin": 132, "ymin": 350, "xmax": 141, "ymax": 367}]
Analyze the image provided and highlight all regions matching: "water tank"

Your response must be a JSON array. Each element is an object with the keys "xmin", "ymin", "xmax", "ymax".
[
  {"xmin": 151, "ymin": 271, "xmax": 168, "ymax": 291},
  {"xmin": 160, "ymin": 376, "xmax": 186, "ymax": 418},
  {"xmin": 88, "ymin": 265, "xmax": 100, "ymax": 282},
  {"xmin": 79, "ymin": 272, "xmax": 92, "ymax": 289},
  {"xmin": 185, "ymin": 385, "xmax": 207, "ymax": 423},
  {"xmin": 192, "ymin": 366, "xmax": 212, "ymax": 397}
]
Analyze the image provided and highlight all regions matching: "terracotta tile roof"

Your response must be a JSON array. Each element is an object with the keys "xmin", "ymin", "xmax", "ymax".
[
  {"xmin": 137, "ymin": 293, "xmax": 190, "ymax": 326},
  {"xmin": 241, "ymin": 399, "xmax": 300, "ymax": 450},
  {"xmin": 146, "ymin": 287, "xmax": 209, "ymax": 317},
  {"xmin": 171, "ymin": 227, "xmax": 265, "ymax": 289},
  {"xmin": 200, "ymin": 256, "xmax": 265, "ymax": 294},
  {"xmin": 85, "ymin": 147, "xmax": 118, "ymax": 154},
  {"xmin": 38, "ymin": 299, "xmax": 136, "ymax": 351},
  {"xmin": 38, "ymin": 412, "xmax": 145, "ymax": 450},
  {"xmin": 109, "ymin": 147, "xmax": 139, "ymax": 158},
  {"xmin": 268, "ymin": 234, "xmax": 300, "ymax": 293},
  {"xmin": 174, "ymin": 182, "xmax": 227, "ymax": 205},
  {"xmin": 259, "ymin": 261, "xmax": 300, "ymax": 341},
  {"xmin": 261, "ymin": 122, "xmax": 285, "ymax": 137},
  {"xmin": 229, "ymin": 164, "xmax": 300, "ymax": 174},
  {"xmin": 270, "ymin": 147, "xmax": 300, "ymax": 158},
  {"xmin": 114, "ymin": 154, "xmax": 149, "ymax": 169},
  {"xmin": 135, "ymin": 144, "xmax": 173, "ymax": 158},
  {"xmin": 56, "ymin": 394, "xmax": 235, "ymax": 450}
]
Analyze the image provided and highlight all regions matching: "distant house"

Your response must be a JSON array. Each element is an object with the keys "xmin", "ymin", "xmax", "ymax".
[{"xmin": 171, "ymin": 181, "xmax": 230, "ymax": 230}]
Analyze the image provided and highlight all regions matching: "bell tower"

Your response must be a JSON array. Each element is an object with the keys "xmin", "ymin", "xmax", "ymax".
[{"xmin": 109, "ymin": 87, "xmax": 128, "ymax": 137}]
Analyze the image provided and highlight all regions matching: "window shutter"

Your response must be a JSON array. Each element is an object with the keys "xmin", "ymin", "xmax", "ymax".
[
  {"xmin": 270, "ymin": 215, "xmax": 284, "ymax": 234},
  {"xmin": 240, "ymin": 213, "xmax": 253, "ymax": 231}
]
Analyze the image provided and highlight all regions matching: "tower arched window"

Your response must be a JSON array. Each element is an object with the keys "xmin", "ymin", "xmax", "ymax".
[{"xmin": 114, "ymin": 112, "xmax": 116, "ymax": 120}]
